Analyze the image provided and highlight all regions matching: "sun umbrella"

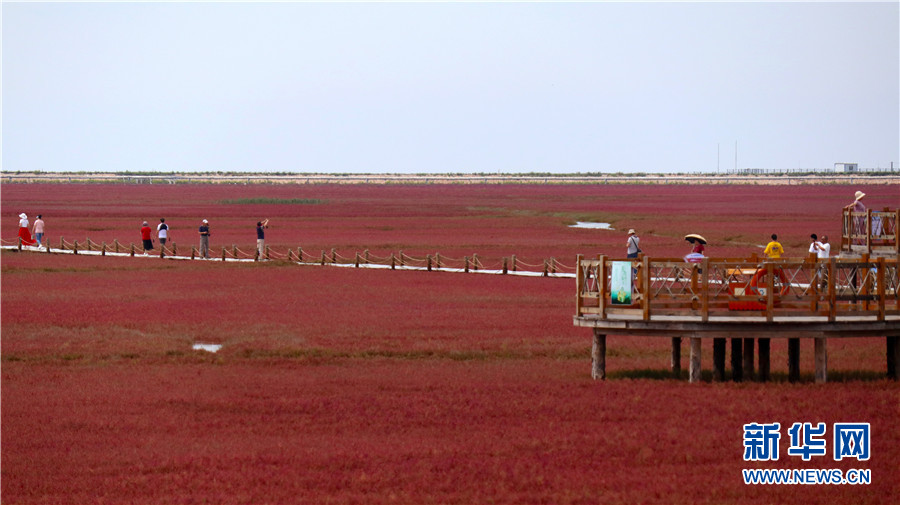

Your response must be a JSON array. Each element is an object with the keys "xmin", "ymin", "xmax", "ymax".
[{"xmin": 684, "ymin": 234, "xmax": 708, "ymax": 245}]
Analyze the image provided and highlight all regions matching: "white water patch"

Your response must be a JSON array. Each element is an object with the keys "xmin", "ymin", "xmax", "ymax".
[
  {"xmin": 192, "ymin": 343, "xmax": 222, "ymax": 353},
  {"xmin": 569, "ymin": 222, "xmax": 614, "ymax": 230}
]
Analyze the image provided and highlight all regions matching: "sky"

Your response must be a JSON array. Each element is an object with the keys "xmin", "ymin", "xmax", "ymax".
[{"xmin": 2, "ymin": 1, "xmax": 898, "ymax": 174}]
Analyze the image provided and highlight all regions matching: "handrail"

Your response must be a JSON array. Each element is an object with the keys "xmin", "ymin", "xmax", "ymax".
[
  {"xmin": 841, "ymin": 207, "xmax": 899, "ymax": 256},
  {"xmin": 576, "ymin": 255, "xmax": 899, "ymax": 322}
]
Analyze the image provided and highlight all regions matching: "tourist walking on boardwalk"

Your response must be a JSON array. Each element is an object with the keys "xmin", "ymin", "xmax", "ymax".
[
  {"xmin": 17, "ymin": 213, "xmax": 36, "ymax": 246},
  {"xmin": 199, "ymin": 219, "xmax": 210, "ymax": 258},
  {"xmin": 763, "ymin": 234, "xmax": 784, "ymax": 259},
  {"xmin": 32, "ymin": 215, "xmax": 45, "ymax": 247},
  {"xmin": 157, "ymin": 218, "xmax": 169, "ymax": 246},
  {"xmin": 256, "ymin": 219, "xmax": 269, "ymax": 259},
  {"xmin": 141, "ymin": 221, "xmax": 154, "ymax": 254},
  {"xmin": 626, "ymin": 229, "xmax": 641, "ymax": 259}
]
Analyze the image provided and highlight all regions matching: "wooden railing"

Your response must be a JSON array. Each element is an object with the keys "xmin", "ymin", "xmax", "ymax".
[
  {"xmin": 841, "ymin": 207, "xmax": 899, "ymax": 255},
  {"xmin": 576, "ymin": 255, "xmax": 900, "ymax": 322}
]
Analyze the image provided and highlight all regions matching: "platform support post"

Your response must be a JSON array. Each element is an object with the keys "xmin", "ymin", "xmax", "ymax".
[
  {"xmin": 731, "ymin": 338, "xmax": 743, "ymax": 382},
  {"xmin": 887, "ymin": 337, "xmax": 899, "ymax": 380},
  {"xmin": 814, "ymin": 337, "xmax": 827, "ymax": 384},
  {"xmin": 743, "ymin": 338, "xmax": 755, "ymax": 381},
  {"xmin": 671, "ymin": 337, "xmax": 682, "ymax": 377},
  {"xmin": 713, "ymin": 338, "xmax": 726, "ymax": 382},
  {"xmin": 788, "ymin": 338, "xmax": 801, "ymax": 383},
  {"xmin": 689, "ymin": 337, "xmax": 702, "ymax": 383},
  {"xmin": 591, "ymin": 330, "xmax": 606, "ymax": 380},
  {"xmin": 758, "ymin": 338, "xmax": 771, "ymax": 382}
]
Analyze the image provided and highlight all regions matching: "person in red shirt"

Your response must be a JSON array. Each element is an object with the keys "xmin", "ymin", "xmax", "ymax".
[{"xmin": 141, "ymin": 221, "xmax": 153, "ymax": 254}]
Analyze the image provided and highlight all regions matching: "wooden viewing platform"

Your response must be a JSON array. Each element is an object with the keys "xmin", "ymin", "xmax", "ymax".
[{"xmin": 574, "ymin": 251, "xmax": 900, "ymax": 383}]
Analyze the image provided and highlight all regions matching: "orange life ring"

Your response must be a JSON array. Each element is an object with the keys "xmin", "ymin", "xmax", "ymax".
[{"xmin": 748, "ymin": 268, "xmax": 790, "ymax": 296}]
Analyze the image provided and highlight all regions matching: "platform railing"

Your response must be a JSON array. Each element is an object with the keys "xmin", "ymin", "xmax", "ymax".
[
  {"xmin": 841, "ymin": 208, "xmax": 899, "ymax": 255},
  {"xmin": 576, "ymin": 255, "xmax": 899, "ymax": 322}
]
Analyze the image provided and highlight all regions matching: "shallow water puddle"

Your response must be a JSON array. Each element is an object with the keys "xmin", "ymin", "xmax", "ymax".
[
  {"xmin": 192, "ymin": 343, "xmax": 222, "ymax": 353},
  {"xmin": 569, "ymin": 222, "xmax": 614, "ymax": 230}
]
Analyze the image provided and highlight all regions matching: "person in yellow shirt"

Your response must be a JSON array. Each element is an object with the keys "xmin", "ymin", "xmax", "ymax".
[{"xmin": 763, "ymin": 234, "xmax": 784, "ymax": 259}]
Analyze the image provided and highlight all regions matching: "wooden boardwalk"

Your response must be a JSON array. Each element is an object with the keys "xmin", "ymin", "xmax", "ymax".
[{"xmin": 574, "ymin": 249, "xmax": 900, "ymax": 383}]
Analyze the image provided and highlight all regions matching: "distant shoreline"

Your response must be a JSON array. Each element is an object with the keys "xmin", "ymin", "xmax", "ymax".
[{"xmin": 2, "ymin": 172, "xmax": 898, "ymax": 185}]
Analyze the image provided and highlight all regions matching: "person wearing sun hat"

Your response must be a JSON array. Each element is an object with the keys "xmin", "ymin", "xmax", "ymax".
[
  {"xmin": 845, "ymin": 191, "xmax": 867, "ymax": 245},
  {"xmin": 626, "ymin": 229, "xmax": 641, "ymax": 259},
  {"xmin": 17, "ymin": 213, "xmax": 37, "ymax": 246}
]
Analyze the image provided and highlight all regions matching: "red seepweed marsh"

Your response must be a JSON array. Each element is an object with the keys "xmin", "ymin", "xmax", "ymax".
[{"xmin": 2, "ymin": 182, "xmax": 898, "ymax": 504}]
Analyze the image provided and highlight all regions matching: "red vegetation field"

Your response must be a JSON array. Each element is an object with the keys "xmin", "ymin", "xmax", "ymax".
[{"xmin": 2, "ymin": 182, "xmax": 898, "ymax": 504}]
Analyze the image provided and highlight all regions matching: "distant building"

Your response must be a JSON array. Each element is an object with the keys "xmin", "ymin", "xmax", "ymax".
[{"xmin": 834, "ymin": 162, "xmax": 858, "ymax": 173}]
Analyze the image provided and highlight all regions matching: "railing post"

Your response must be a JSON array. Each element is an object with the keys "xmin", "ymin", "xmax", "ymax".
[
  {"xmin": 60, "ymin": 236, "xmax": 65, "ymax": 251},
  {"xmin": 511, "ymin": 254, "xmax": 517, "ymax": 272},
  {"xmin": 641, "ymin": 256, "xmax": 650, "ymax": 321},
  {"xmin": 254, "ymin": 248, "xmax": 259, "ymax": 261},
  {"xmin": 391, "ymin": 253, "xmax": 396, "ymax": 270},
  {"xmin": 233, "ymin": 244, "xmax": 238, "ymax": 259},
  {"xmin": 86, "ymin": 238, "xmax": 92, "ymax": 251},
  {"xmin": 298, "ymin": 247, "xmax": 304, "ymax": 262},
  {"xmin": 542, "ymin": 259, "xmax": 548, "ymax": 277},
  {"xmin": 17, "ymin": 237, "xmax": 22, "ymax": 251},
  {"xmin": 160, "ymin": 245, "xmax": 165, "ymax": 259},
  {"xmin": 550, "ymin": 257, "xmax": 556, "ymax": 274},
  {"xmin": 364, "ymin": 249, "xmax": 370, "ymax": 264},
  {"xmin": 172, "ymin": 242, "xmax": 177, "ymax": 256},
  {"xmin": 114, "ymin": 239, "xmax": 120, "ymax": 253},
  {"xmin": 288, "ymin": 249, "xmax": 294, "ymax": 262},
  {"xmin": 465, "ymin": 256, "xmax": 470, "ymax": 273},
  {"xmin": 575, "ymin": 255, "xmax": 584, "ymax": 316},
  {"xmin": 701, "ymin": 258, "xmax": 709, "ymax": 322},
  {"xmin": 766, "ymin": 262, "xmax": 775, "ymax": 322},
  {"xmin": 102, "ymin": 242, "xmax": 107, "ymax": 256},
  {"xmin": 866, "ymin": 209, "xmax": 872, "ymax": 254},
  {"xmin": 331, "ymin": 248, "xmax": 336, "ymax": 264},
  {"xmin": 598, "ymin": 255, "xmax": 608, "ymax": 321},
  {"xmin": 877, "ymin": 257, "xmax": 886, "ymax": 321},
  {"xmin": 472, "ymin": 254, "xmax": 478, "ymax": 271},
  {"xmin": 828, "ymin": 258, "xmax": 837, "ymax": 322},
  {"xmin": 265, "ymin": 246, "xmax": 269, "ymax": 260},
  {"xmin": 427, "ymin": 254, "xmax": 433, "ymax": 272},
  {"xmin": 191, "ymin": 246, "xmax": 196, "ymax": 260},
  {"xmin": 502, "ymin": 257, "xmax": 508, "ymax": 275},
  {"xmin": 355, "ymin": 252, "xmax": 360, "ymax": 268},
  {"xmin": 73, "ymin": 240, "xmax": 79, "ymax": 255},
  {"xmin": 435, "ymin": 252, "xmax": 441, "ymax": 269},
  {"xmin": 321, "ymin": 250, "xmax": 326, "ymax": 266},
  {"xmin": 130, "ymin": 243, "xmax": 134, "ymax": 257},
  {"xmin": 222, "ymin": 247, "xmax": 226, "ymax": 262}
]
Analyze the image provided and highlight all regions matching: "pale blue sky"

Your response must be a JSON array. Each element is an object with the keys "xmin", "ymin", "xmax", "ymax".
[{"xmin": 2, "ymin": 1, "xmax": 898, "ymax": 174}]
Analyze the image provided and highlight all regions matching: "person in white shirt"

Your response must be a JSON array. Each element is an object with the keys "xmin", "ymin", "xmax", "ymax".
[
  {"xmin": 157, "ymin": 218, "xmax": 169, "ymax": 245},
  {"xmin": 817, "ymin": 235, "xmax": 831, "ymax": 259}
]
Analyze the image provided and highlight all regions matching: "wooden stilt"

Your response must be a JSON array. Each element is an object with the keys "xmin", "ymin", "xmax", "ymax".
[
  {"xmin": 671, "ymin": 337, "xmax": 682, "ymax": 377},
  {"xmin": 713, "ymin": 338, "xmax": 726, "ymax": 382},
  {"xmin": 591, "ymin": 331, "xmax": 606, "ymax": 380},
  {"xmin": 887, "ymin": 337, "xmax": 899, "ymax": 380},
  {"xmin": 743, "ymin": 338, "xmax": 755, "ymax": 381},
  {"xmin": 788, "ymin": 338, "xmax": 801, "ymax": 383},
  {"xmin": 758, "ymin": 338, "xmax": 771, "ymax": 382},
  {"xmin": 814, "ymin": 337, "xmax": 827, "ymax": 384},
  {"xmin": 731, "ymin": 338, "xmax": 743, "ymax": 382},
  {"xmin": 689, "ymin": 337, "xmax": 702, "ymax": 383}
]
